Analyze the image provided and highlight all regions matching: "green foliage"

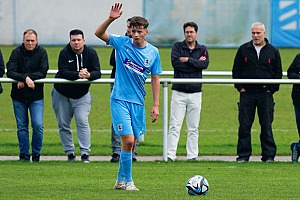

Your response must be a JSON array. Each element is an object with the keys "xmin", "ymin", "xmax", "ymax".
[
  {"xmin": 0, "ymin": 161, "xmax": 299, "ymax": 199},
  {"xmin": 0, "ymin": 46, "xmax": 299, "ymax": 156}
]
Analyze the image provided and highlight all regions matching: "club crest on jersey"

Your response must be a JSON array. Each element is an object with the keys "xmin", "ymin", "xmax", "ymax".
[
  {"xmin": 145, "ymin": 58, "xmax": 150, "ymax": 66},
  {"xmin": 117, "ymin": 124, "xmax": 123, "ymax": 132}
]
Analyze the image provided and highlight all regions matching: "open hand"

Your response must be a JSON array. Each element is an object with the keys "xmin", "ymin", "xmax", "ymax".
[{"xmin": 110, "ymin": 3, "xmax": 123, "ymax": 20}]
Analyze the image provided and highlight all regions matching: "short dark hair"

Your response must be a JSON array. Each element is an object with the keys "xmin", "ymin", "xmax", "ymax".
[
  {"xmin": 69, "ymin": 29, "xmax": 84, "ymax": 39},
  {"xmin": 183, "ymin": 22, "xmax": 198, "ymax": 33},
  {"xmin": 130, "ymin": 16, "xmax": 149, "ymax": 29}
]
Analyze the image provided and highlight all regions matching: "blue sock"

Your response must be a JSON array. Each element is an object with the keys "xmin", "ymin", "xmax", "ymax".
[
  {"xmin": 116, "ymin": 158, "xmax": 125, "ymax": 182},
  {"xmin": 119, "ymin": 149, "xmax": 132, "ymax": 183}
]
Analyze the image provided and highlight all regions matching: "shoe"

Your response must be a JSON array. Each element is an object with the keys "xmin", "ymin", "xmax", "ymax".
[
  {"xmin": 236, "ymin": 157, "xmax": 249, "ymax": 162},
  {"xmin": 167, "ymin": 157, "xmax": 174, "ymax": 162},
  {"xmin": 19, "ymin": 154, "xmax": 30, "ymax": 162},
  {"xmin": 132, "ymin": 157, "xmax": 137, "ymax": 162},
  {"xmin": 265, "ymin": 159, "xmax": 274, "ymax": 163},
  {"xmin": 32, "ymin": 154, "xmax": 40, "ymax": 163},
  {"xmin": 261, "ymin": 157, "xmax": 274, "ymax": 162},
  {"xmin": 188, "ymin": 157, "xmax": 196, "ymax": 161},
  {"xmin": 114, "ymin": 181, "xmax": 126, "ymax": 190},
  {"xmin": 81, "ymin": 154, "xmax": 90, "ymax": 163},
  {"xmin": 125, "ymin": 181, "xmax": 139, "ymax": 191},
  {"xmin": 67, "ymin": 153, "xmax": 76, "ymax": 162},
  {"xmin": 110, "ymin": 153, "xmax": 120, "ymax": 163},
  {"xmin": 291, "ymin": 142, "xmax": 299, "ymax": 162}
]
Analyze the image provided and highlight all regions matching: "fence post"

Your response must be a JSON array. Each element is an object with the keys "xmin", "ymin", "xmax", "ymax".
[{"xmin": 162, "ymin": 81, "xmax": 168, "ymax": 161}]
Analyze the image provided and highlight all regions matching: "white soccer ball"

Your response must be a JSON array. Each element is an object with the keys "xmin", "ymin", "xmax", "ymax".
[{"xmin": 185, "ymin": 175, "xmax": 209, "ymax": 196}]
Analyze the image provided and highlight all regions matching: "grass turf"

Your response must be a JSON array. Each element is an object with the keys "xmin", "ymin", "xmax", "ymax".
[{"xmin": 0, "ymin": 160, "xmax": 299, "ymax": 199}]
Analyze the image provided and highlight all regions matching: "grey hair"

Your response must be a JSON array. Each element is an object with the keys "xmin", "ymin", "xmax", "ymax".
[{"xmin": 251, "ymin": 22, "xmax": 265, "ymax": 31}]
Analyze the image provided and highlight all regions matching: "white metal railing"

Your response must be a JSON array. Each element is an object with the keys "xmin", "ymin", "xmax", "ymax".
[
  {"xmin": 3, "ymin": 69, "xmax": 289, "ymax": 76},
  {"xmin": 46, "ymin": 70, "xmax": 288, "ymax": 76},
  {"xmin": 0, "ymin": 73, "xmax": 296, "ymax": 161}
]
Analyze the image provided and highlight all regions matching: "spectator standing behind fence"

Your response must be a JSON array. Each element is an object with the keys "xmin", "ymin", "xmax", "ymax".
[
  {"xmin": 52, "ymin": 29, "xmax": 101, "ymax": 163},
  {"xmin": 95, "ymin": 3, "xmax": 162, "ymax": 191},
  {"xmin": 232, "ymin": 22, "xmax": 283, "ymax": 162},
  {"xmin": 109, "ymin": 17, "xmax": 139, "ymax": 163},
  {"xmin": 287, "ymin": 55, "xmax": 300, "ymax": 162},
  {"xmin": 6, "ymin": 29, "xmax": 49, "ymax": 162},
  {"xmin": 167, "ymin": 22, "xmax": 209, "ymax": 162},
  {"xmin": 0, "ymin": 49, "xmax": 5, "ymax": 94}
]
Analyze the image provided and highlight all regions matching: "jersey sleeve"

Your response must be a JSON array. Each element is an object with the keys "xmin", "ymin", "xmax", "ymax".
[
  {"xmin": 151, "ymin": 50, "xmax": 162, "ymax": 75},
  {"xmin": 109, "ymin": 34, "xmax": 127, "ymax": 50}
]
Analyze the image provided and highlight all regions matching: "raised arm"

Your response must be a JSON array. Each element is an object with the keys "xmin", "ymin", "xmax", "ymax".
[{"xmin": 94, "ymin": 3, "xmax": 123, "ymax": 43}]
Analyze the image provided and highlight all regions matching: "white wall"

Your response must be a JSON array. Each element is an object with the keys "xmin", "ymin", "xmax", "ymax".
[
  {"xmin": 0, "ymin": 0, "xmax": 143, "ymax": 45},
  {"xmin": 0, "ymin": 0, "xmax": 14, "ymax": 45}
]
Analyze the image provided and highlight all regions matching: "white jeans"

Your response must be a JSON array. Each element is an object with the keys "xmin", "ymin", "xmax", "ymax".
[{"xmin": 167, "ymin": 90, "xmax": 202, "ymax": 160}]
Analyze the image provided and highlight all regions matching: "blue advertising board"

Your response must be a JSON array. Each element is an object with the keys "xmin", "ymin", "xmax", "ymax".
[{"xmin": 271, "ymin": 0, "xmax": 300, "ymax": 47}]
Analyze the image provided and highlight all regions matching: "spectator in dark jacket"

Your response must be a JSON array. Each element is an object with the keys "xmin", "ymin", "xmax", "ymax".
[
  {"xmin": 6, "ymin": 29, "xmax": 49, "ymax": 162},
  {"xmin": 52, "ymin": 29, "xmax": 101, "ymax": 163},
  {"xmin": 0, "ymin": 49, "xmax": 5, "ymax": 94},
  {"xmin": 232, "ymin": 22, "xmax": 283, "ymax": 162},
  {"xmin": 287, "ymin": 54, "xmax": 300, "ymax": 162},
  {"xmin": 167, "ymin": 22, "xmax": 209, "ymax": 161}
]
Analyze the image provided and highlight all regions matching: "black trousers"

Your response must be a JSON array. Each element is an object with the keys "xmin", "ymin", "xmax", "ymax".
[{"xmin": 237, "ymin": 92, "xmax": 276, "ymax": 160}]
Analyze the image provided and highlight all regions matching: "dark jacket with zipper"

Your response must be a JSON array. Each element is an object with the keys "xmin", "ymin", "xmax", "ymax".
[
  {"xmin": 232, "ymin": 38, "xmax": 283, "ymax": 94},
  {"xmin": 54, "ymin": 44, "xmax": 101, "ymax": 99},
  {"xmin": 171, "ymin": 40, "xmax": 209, "ymax": 93},
  {"xmin": 6, "ymin": 44, "xmax": 49, "ymax": 103},
  {"xmin": 287, "ymin": 53, "xmax": 300, "ymax": 108}
]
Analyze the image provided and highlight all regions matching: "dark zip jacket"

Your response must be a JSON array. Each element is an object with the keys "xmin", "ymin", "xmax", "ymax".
[
  {"xmin": 54, "ymin": 44, "xmax": 101, "ymax": 99},
  {"xmin": 232, "ymin": 38, "xmax": 283, "ymax": 94},
  {"xmin": 171, "ymin": 40, "xmax": 209, "ymax": 93},
  {"xmin": 6, "ymin": 44, "xmax": 49, "ymax": 103}
]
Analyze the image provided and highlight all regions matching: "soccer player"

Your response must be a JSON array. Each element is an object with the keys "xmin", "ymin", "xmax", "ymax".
[
  {"xmin": 109, "ymin": 17, "xmax": 140, "ymax": 163},
  {"xmin": 95, "ymin": 3, "xmax": 162, "ymax": 191}
]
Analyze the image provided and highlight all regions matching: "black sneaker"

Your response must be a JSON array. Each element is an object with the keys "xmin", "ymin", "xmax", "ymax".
[
  {"xmin": 81, "ymin": 154, "xmax": 90, "ymax": 163},
  {"xmin": 167, "ymin": 157, "xmax": 174, "ymax": 162},
  {"xmin": 291, "ymin": 142, "xmax": 299, "ymax": 162},
  {"xmin": 132, "ymin": 157, "xmax": 137, "ymax": 162},
  {"xmin": 32, "ymin": 154, "xmax": 40, "ymax": 163},
  {"xmin": 236, "ymin": 156, "xmax": 249, "ymax": 162},
  {"xmin": 67, "ymin": 153, "xmax": 76, "ymax": 162},
  {"xmin": 110, "ymin": 153, "xmax": 120, "ymax": 163},
  {"xmin": 19, "ymin": 154, "xmax": 30, "ymax": 162},
  {"xmin": 262, "ymin": 157, "xmax": 274, "ymax": 162}
]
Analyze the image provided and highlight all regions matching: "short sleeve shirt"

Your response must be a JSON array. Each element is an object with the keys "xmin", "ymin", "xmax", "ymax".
[{"xmin": 109, "ymin": 34, "xmax": 162, "ymax": 105}]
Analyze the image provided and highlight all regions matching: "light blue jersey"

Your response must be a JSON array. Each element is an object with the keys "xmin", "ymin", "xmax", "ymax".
[{"xmin": 109, "ymin": 34, "xmax": 162, "ymax": 105}]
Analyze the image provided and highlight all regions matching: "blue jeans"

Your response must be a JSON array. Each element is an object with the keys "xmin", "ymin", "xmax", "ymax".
[
  {"xmin": 294, "ymin": 106, "xmax": 300, "ymax": 147},
  {"xmin": 13, "ymin": 99, "xmax": 44, "ymax": 158}
]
